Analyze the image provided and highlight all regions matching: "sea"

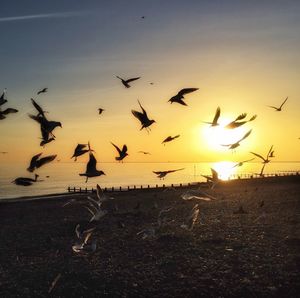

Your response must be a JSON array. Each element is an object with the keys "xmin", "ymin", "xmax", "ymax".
[{"xmin": 0, "ymin": 161, "xmax": 299, "ymax": 199}]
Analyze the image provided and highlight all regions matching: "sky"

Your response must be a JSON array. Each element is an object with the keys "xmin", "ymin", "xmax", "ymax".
[{"xmin": 0, "ymin": 0, "xmax": 300, "ymax": 165}]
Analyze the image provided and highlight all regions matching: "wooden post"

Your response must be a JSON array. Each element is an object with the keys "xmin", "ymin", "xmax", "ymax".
[
  {"xmin": 140, "ymin": 185, "xmax": 143, "ymax": 189},
  {"xmin": 148, "ymin": 185, "xmax": 150, "ymax": 188},
  {"xmin": 79, "ymin": 187, "xmax": 81, "ymax": 192},
  {"xmin": 120, "ymin": 186, "xmax": 122, "ymax": 191},
  {"xmin": 104, "ymin": 187, "xmax": 107, "ymax": 191},
  {"xmin": 134, "ymin": 185, "xmax": 136, "ymax": 189},
  {"xmin": 156, "ymin": 184, "xmax": 158, "ymax": 188},
  {"xmin": 128, "ymin": 186, "xmax": 130, "ymax": 190},
  {"xmin": 112, "ymin": 187, "xmax": 114, "ymax": 191},
  {"xmin": 68, "ymin": 186, "xmax": 70, "ymax": 192}
]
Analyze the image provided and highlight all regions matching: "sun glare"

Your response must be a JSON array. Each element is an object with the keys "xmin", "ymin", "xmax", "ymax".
[
  {"xmin": 212, "ymin": 161, "xmax": 237, "ymax": 180},
  {"xmin": 201, "ymin": 119, "xmax": 248, "ymax": 151}
]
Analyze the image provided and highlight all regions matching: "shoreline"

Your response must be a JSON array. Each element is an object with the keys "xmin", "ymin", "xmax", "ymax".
[{"xmin": 1, "ymin": 174, "xmax": 299, "ymax": 203}]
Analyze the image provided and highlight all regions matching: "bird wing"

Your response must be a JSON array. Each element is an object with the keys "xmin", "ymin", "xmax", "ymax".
[
  {"xmin": 268, "ymin": 105, "xmax": 278, "ymax": 110},
  {"xmin": 250, "ymin": 151, "xmax": 266, "ymax": 161},
  {"xmin": 125, "ymin": 77, "xmax": 140, "ymax": 83},
  {"xmin": 212, "ymin": 107, "xmax": 221, "ymax": 124},
  {"xmin": 137, "ymin": 100, "xmax": 148, "ymax": 117},
  {"xmin": 238, "ymin": 129, "xmax": 252, "ymax": 143},
  {"xmin": 36, "ymin": 155, "xmax": 57, "ymax": 168},
  {"xmin": 96, "ymin": 184, "xmax": 104, "ymax": 201},
  {"xmin": 267, "ymin": 145, "xmax": 274, "ymax": 159},
  {"xmin": 86, "ymin": 153, "xmax": 97, "ymax": 172},
  {"xmin": 162, "ymin": 136, "xmax": 172, "ymax": 143},
  {"xmin": 153, "ymin": 171, "xmax": 163, "ymax": 175},
  {"xmin": 111, "ymin": 142, "xmax": 122, "ymax": 155},
  {"xmin": 241, "ymin": 158, "xmax": 255, "ymax": 163},
  {"xmin": 122, "ymin": 144, "xmax": 128, "ymax": 154},
  {"xmin": 173, "ymin": 98, "xmax": 188, "ymax": 106},
  {"xmin": 178, "ymin": 88, "xmax": 198, "ymax": 96},
  {"xmin": 31, "ymin": 98, "xmax": 45, "ymax": 116},
  {"xmin": 234, "ymin": 113, "xmax": 247, "ymax": 121},
  {"xmin": 166, "ymin": 168, "xmax": 185, "ymax": 173},
  {"xmin": 211, "ymin": 168, "xmax": 219, "ymax": 180},
  {"xmin": 249, "ymin": 115, "xmax": 257, "ymax": 121},
  {"xmin": 280, "ymin": 97, "xmax": 288, "ymax": 109},
  {"xmin": 28, "ymin": 153, "xmax": 43, "ymax": 172},
  {"xmin": 2, "ymin": 108, "xmax": 18, "ymax": 114}
]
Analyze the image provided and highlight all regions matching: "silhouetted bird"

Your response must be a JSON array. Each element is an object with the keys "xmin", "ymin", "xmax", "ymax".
[
  {"xmin": 132, "ymin": 100, "xmax": 156, "ymax": 131},
  {"xmin": 168, "ymin": 88, "xmax": 198, "ymax": 106},
  {"xmin": 203, "ymin": 107, "xmax": 221, "ymax": 126},
  {"xmin": 111, "ymin": 142, "xmax": 128, "ymax": 161},
  {"xmin": 37, "ymin": 88, "xmax": 48, "ymax": 95},
  {"xmin": 250, "ymin": 145, "xmax": 273, "ymax": 176},
  {"xmin": 0, "ymin": 108, "xmax": 18, "ymax": 120},
  {"xmin": 233, "ymin": 158, "xmax": 255, "ymax": 168},
  {"xmin": 12, "ymin": 174, "xmax": 39, "ymax": 186},
  {"xmin": 153, "ymin": 168, "xmax": 184, "ymax": 179},
  {"xmin": 71, "ymin": 144, "xmax": 89, "ymax": 161},
  {"xmin": 0, "ymin": 88, "xmax": 7, "ymax": 106},
  {"xmin": 116, "ymin": 76, "xmax": 140, "ymax": 88},
  {"xmin": 138, "ymin": 151, "xmax": 151, "ymax": 155},
  {"xmin": 162, "ymin": 135, "xmax": 180, "ymax": 145},
  {"xmin": 268, "ymin": 97, "xmax": 288, "ymax": 111},
  {"xmin": 225, "ymin": 114, "xmax": 257, "ymax": 129},
  {"xmin": 27, "ymin": 153, "xmax": 57, "ymax": 172},
  {"xmin": 202, "ymin": 168, "xmax": 219, "ymax": 189},
  {"xmin": 79, "ymin": 152, "xmax": 105, "ymax": 183},
  {"xmin": 98, "ymin": 108, "xmax": 105, "ymax": 115},
  {"xmin": 0, "ymin": 152, "xmax": 8, "ymax": 154},
  {"xmin": 221, "ymin": 129, "xmax": 252, "ymax": 150}
]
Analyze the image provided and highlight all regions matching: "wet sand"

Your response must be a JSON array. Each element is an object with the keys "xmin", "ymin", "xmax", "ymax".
[{"xmin": 0, "ymin": 175, "xmax": 299, "ymax": 297}]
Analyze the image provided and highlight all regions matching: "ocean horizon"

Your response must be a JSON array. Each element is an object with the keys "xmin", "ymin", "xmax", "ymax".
[{"xmin": 1, "ymin": 161, "xmax": 299, "ymax": 200}]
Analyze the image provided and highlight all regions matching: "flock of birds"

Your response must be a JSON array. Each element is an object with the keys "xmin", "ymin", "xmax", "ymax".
[
  {"xmin": 0, "ymin": 80, "xmax": 292, "ymax": 186},
  {"xmin": 64, "ymin": 183, "xmax": 212, "ymax": 254},
  {"xmin": 0, "ymin": 80, "xmax": 294, "ymax": 258}
]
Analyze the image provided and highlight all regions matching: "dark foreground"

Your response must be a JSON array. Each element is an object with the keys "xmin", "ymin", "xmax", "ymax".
[{"xmin": 0, "ymin": 176, "xmax": 299, "ymax": 297}]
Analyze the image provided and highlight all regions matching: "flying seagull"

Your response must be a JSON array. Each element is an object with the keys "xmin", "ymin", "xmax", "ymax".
[
  {"xmin": 37, "ymin": 88, "xmax": 48, "ymax": 95},
  {"xmin": 71, "ymin": 143, "xmax": 90, "ymax": 161},
  {"xmin": 72, "ymin": 224, "xmax": 97, "ymax": 254},
  {"xmin": 0, "ymin": 152, "xmax": 8, "ymax": 154},
  {"xmin": 12, "ymin": 174, "xmax": 40, "ymax": 186},
  {"xmin": 181, "ymin": 189, "xmax": 217, "ymax": 201},
  {"xmin": 221, "ymin": 129, "xmax": 252, "ymax": 150},
  {"xmin": 132, "ymin": 100, "xmax": 156, "ymax": 131},
  {"xmin": 250, "ymin": 145, "xmax": 273, "ymax": 176},
  {"xmin": 111, "ymin": 142, "xmax": 128, "ymax": 162},
  {"xmin": 138, "ymin": 151, "xmax": 151, "ymax": 155},
  {"xmin": 232, "ymin": 158, "xmax": 255, "ymax": 168},
  {"xmin": 202, "ymin": 168, "xmax": 219, "ymax": 189},
  {"xmin": 98, "ymin": 108, "xmax": 105, "ymax": 115},
  {"xmin": 168, "ymin": 88, "xmax": 198, "ymax": 106},
  {"xmin": 0, "ymin": 88, "xmax": 7, "ymax": 106},
  {"xmin": 27, "ymin": 153, "xmax": 57, "ymax": 172},
  {"xmin": 268, "ymin": 97, "xmax": 288, "ymax": 111},
  {"xmin": 153, "ymin": 168, "xmax": 184, "ymax": 179},
  {"xmin": 181, "ymin": 204, "xmax": 200, "ymax": 231},
  {"xmin": 0, "ymin": 108, "xmax": 18, "ymax": 120},
  {"xmin": 162, "ymin": 135, "xmax": 180, "ymax": 145},
  {"xmin": 203, "ymin": 107, "xmax": 221, "ymax": 126},
  {"xmin": 116, "ymin": 76, "xmax": 140, "ymax": 88},
  {"xmin": 225, "ymin": 114, "xmax": 257, "ymax": 129},
  {"xmin": 79, "ymin": 152, "xmax": 105, "ymax": 183}
]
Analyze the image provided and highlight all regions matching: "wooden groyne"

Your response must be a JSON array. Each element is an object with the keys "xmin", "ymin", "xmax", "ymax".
[{"xmin": 67, "ymin": 171, "xmax": 299, "ymax": 194}]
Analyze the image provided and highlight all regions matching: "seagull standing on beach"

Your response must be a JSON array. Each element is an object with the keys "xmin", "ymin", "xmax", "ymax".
[
  {"xmin": 221, "ymin": 129, "xmax": 252, "ymax": 151},
  {"xmin": 116, "ymin": 76, "xmax": 140, "ymax": 88},
  {"xmin": 111, "ymin": 142, "xmax": 128, "ymax": 162},
  {"xmin": 168, "ymin": 88, "xmax": 198, "ymax": 106},
  {"xmin": 250, "ymin": 145, "xmax": 274, "ymax": 176},
  {"xmin": 153, "ymin": 168, "xmax": 184, "ymax": 179},
  {"xmin": 79, "ymin": 152, "xmax": 105, "ymax": 183},
  {"xmin": 203, "ymin": 107, "xmax": 221, "ymax": 126},
  {"xmin": 162, "ymin": 135, "xmax": 180, "ymax": 145},
  {"xmin": 27, "ymin": 153, "xmax": 57, "ymax": 172},
  {"xmin": 268, "ymin": 97, "xmax": 288, "ymax": 111},
  {"xmin": 37, "ymin": 88, "xmax": 48, "ymax": 95},
  {"xmin": 132, "ymin": 100, "xmax": 156, "ymax": 132}
]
